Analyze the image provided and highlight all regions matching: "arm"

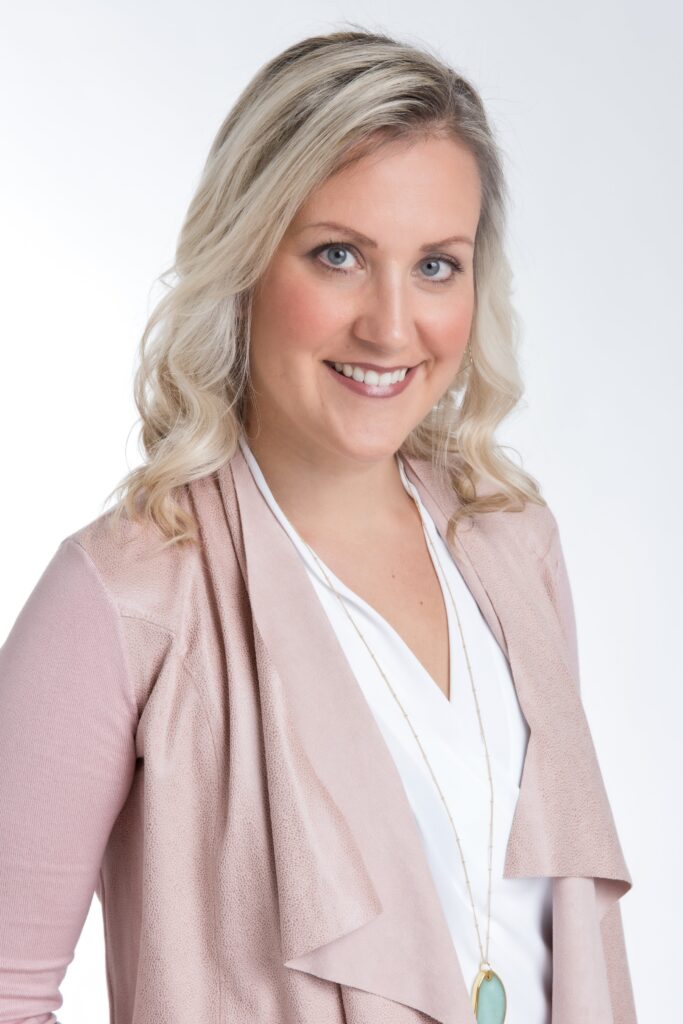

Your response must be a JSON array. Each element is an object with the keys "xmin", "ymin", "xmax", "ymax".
[{"xmin": 0, "ymin": 538, "xmax": 138, "ymax": 1024}]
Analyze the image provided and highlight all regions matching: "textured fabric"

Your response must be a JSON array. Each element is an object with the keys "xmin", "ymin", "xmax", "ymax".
[
  {"xmin": 239, "ymin": 434, "xmax": 554, "ymax": 1022},
  {"xmin": 0, "ymin": 446, "xmax": 637, "ymax": 1024}
]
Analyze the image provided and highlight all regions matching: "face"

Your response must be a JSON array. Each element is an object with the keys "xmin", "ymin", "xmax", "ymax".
[{"xmin": 243, "ymin": 133, "xmax": 481, "ymax": 466}]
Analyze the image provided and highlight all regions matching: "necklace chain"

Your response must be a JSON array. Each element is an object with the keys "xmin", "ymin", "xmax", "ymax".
[{"xmin": 300, "ymin": 461, "xmax": 495, "ymax": 970}]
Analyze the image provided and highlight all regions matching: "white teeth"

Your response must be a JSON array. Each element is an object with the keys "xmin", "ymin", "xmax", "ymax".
[{"xmin": 330, "ymin": 362, "xmax": 409, "ymax": 385}]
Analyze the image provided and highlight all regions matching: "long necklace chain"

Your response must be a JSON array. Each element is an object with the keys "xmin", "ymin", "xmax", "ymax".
[{"xmin": 300, "ymin": 467, "xmax": 495, "ymax": 971}]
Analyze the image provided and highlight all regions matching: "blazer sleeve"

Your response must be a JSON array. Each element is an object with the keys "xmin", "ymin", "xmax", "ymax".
[
  {"xmin": 542, "ymin": 510, "xmax": 581, "ymax": 693},
  {"xmin": 0, "ymin": 537, "xmax": 138, "ymax": 1024}
]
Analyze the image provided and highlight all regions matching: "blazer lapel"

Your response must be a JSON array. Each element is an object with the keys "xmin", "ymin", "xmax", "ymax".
[
  {"xmin": 401, "ymin": 453, "xmax": 634, "ymax": 1024},
  {"xmin": 401, "ymin": 453, "xmax": 632, "ymax": 889},
  {"xmin": 219, "ymin": 445, "xmax": 633, "ymax": 1024},
  {"xmin": 221, "ymin": 446, "xmax": 475, "ymax": 1023}
]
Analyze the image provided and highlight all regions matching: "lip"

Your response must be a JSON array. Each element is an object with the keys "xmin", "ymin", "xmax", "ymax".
[{"xmin": 323, "ymin": 360, "xmax": 418, "ymax": 399}]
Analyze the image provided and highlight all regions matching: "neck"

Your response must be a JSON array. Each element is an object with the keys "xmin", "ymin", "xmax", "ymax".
[{"xmin": 240, "ymin": 428, "xmax": 415, "ymax": 542}]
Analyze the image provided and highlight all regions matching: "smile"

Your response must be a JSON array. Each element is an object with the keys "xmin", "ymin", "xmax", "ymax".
[{"xmin": 323, "ymin": 360, "xmax": 418, "ymax": 398}]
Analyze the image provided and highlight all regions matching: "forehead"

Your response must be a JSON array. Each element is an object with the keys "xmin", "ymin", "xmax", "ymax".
[{"xmin": 289, "ymin": 135, "xmax": 481, "ymax": 238}]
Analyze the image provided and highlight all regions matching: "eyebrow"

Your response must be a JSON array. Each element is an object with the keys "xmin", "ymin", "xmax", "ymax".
[{"xmin": 299, "ymin": 220, "xmax": 475, "ymax": 251}]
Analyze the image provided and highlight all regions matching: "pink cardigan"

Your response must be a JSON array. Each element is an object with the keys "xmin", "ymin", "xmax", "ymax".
[{"xmin": 0, "ymin": 447, "xmax": 637, "ymax": 1024}]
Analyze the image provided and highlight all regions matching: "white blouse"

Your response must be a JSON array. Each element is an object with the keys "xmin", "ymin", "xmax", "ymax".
[{"xmin": 239, "ymin": 436, "xmax": 553, "ymax": 1023}]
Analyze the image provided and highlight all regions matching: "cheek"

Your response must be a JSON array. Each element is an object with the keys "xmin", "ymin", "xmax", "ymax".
[
  {"xmin": 427, "ymin": 294, "xmax": 475, "ymax": 361},
  {"xmin": 253, "ymin": 271, "xmax": 343, "ymax": 360}
]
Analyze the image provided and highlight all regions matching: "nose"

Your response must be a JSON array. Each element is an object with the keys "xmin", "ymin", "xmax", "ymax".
[{"xmin": 351, "ymin": 266, "xmax": 415, "ymax": 356}]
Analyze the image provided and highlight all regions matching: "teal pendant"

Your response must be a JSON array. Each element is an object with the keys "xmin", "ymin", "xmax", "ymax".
[{"xmin": 471, "ymin": 964, "xmax": 506, "ymax": 1024}]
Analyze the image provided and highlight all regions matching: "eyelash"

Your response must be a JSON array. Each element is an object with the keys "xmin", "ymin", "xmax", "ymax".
[{"xmin": 310, "ymin": 240, "xmax": 464, "ymax": 285}]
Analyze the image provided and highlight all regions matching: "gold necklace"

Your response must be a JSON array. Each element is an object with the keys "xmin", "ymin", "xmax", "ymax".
[{"xmin": 300, "ymin": 462, "xmax": 508, "ymax": 1024}]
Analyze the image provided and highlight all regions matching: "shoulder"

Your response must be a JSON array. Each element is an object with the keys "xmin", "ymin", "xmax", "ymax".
[
  {"xmin": 46, "ymin": 496, "xmax": 209, "ymax": 714},
  {"xmin": 471, "ymin": 494, "xmax": 559, "ymax": 563},
  {"xmin": 405, "ymin": 453, "xmax": 558, "ymax": 562},
  {"xmin": 63, "ymin": 492, "xmax": 203, "ymax": 638}
]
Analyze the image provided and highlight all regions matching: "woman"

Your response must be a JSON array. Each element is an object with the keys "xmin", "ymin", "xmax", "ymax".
[{"xmin": 0, "ymin": 28, "xmax": 636, "ymax": 1024}]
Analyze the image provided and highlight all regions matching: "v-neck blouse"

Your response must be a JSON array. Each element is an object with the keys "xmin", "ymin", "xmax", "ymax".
[{"xmin": 238, "ymin": 436, "xmax": 554, "ymax": 1024}]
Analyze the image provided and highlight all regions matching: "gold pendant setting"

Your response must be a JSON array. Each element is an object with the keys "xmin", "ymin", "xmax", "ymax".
[{"xmin": 471, "ymin": 962, "xmax": 507, "ymax": 1023}]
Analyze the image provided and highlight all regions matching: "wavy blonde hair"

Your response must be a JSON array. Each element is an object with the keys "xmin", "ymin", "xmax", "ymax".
[{"xmin": 106, "ymin": 25, "xmax": 546, "ymax": 550}]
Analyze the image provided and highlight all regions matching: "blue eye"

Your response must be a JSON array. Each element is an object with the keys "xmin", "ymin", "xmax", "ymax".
[
  {"xmin": 310, "ymin": 240, "xmax": 464, "ymax": 285},
  {"xmin": 419, "ymin": 256, "xmax": 464, "ymax": 282},
  {"xmin": 313, "ymin": 242, "xmax": 358, "ymax": 273}
]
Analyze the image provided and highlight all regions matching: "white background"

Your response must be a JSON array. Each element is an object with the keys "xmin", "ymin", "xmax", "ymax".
[{"xmin": 2, "ymin": 2, "xmax": 681, "ymax": 1021}]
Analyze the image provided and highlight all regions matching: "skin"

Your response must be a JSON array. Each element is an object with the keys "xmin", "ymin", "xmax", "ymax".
[
  {"xmin": 243, "ymin": 133, "xmax": 481, "ymax": 537},
  {"xmin": 242, "ymin": 133, "xmax": 482, "ymax": 697}
]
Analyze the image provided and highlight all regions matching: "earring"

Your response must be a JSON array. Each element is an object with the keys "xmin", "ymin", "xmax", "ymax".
[{"xmin": 466, "ymin": 341, "xmax": 474, "ymax": 369}]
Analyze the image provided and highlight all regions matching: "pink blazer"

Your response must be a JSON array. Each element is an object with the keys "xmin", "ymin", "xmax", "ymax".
[{"xmin": 0, "ymin": 446, "xmax": 636, "ymax": 1024}]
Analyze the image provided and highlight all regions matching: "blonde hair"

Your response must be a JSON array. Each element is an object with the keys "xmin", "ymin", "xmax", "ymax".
[{"xmin": 106, "ymin": 25, "xmax": 546, "ymax": 550}]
